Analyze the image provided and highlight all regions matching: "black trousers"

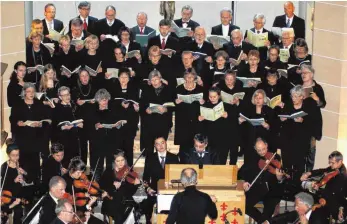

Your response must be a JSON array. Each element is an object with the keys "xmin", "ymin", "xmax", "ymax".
[
  {"xmin": 217, "ymin": 145, "xmax": 239, "ymax": 165},
  {"xmin": 19, "ymin": 152, "xmax": 40, "ymax": 184},
  {"xmin": 140, "ymin": 195, "xmax": 156, "ymax": 223},
  {"xmin": 119, "ymin": 135, "xmax": 135, "ymax": 166}
]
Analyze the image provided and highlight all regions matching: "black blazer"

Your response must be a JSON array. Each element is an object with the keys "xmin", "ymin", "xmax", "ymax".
[
  {"xmin": 211, "ymin": 24, "xmax": 240, "ymax": 37},
  {"xmin": 173, "ymin": 19, "xmax": 200, "ymax": 31},
  {"xmin": 68, "ymin": 15, "xmax": 98, "ymax": 34},
  {"xmin": 182, "ymin": 147, "xmax": 220, "ymax": 165},
  {"xmin": 244, "ymin": 28, "xmax": 278, "ymax": 60},
  {"xmin": 67, "ymin": 29, "xmax": 90, "ymax": 41},
  {"xmin": 39, "ymin": 194, "xmax": 57, "ymax": 224},
  {"xmin": 147, "ymin": 35, "xmax": 180, "ymax": 52},
  {"xmin": 222, "ymin": 41, "xmax": 255, "ymax": 59},
  {"xmin": 143, "ymin": 151, "xmax": 179, "ymax": 191},
  {"xmin": 42, "ymin": 19, "xmax": 64, "ymax": 35},
  {"xmin": 272, "ymin": 14, "xmax": 305, "ymax": 39}
]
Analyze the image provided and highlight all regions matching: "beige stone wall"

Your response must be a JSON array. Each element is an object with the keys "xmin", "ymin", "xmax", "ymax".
[
  {"xmin": 312, "ymin": 1, "xmax": 347, "ymax": 168},
  {"xmin": 0, "ymin": 1, "xmax": 26, "ymax": 137}
]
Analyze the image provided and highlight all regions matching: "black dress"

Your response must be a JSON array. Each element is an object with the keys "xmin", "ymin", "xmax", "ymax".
[
  {"xmin": 41, "ymin": 155, "xmax": 62, "ymax": 192},
  {"xmin": 7, "ymin": 78, "xmax": 24, "ymax": 136},
  {"xmin": 25, "ymin": 43, "xmax": 52, "ymax": 84},
  {"xmin": 287, "ymin": 54, "xmax": 312, "ymax": 85}
]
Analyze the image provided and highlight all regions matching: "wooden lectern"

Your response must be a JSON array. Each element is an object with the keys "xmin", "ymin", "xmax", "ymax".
[{"xmin": 156, "ymin": 164, "xmax": 245, "ymax": 224}]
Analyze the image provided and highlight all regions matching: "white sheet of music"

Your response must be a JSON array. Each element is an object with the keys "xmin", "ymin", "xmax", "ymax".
[{"xmin": 157, "ymin": 194, "xmax": 175, "ymax": 213}]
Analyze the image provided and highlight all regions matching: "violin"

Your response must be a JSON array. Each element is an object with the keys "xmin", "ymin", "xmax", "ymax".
[
  {"xmin": 312, "ymin": 198, "xmax": 326, "ymax": 211},
  {"xmin": 73, "ymin": 173, "xmax": 112, "ymax": 199},
  {"xmin": 315, "ymin": 169, "xmax": 339, "ymax": 188},
  {"xmin": 258, "ymin": 152, "xmax": 290, "ymax": 178},
  {"xmin": 116, "ymin": 166, "xmax": 140, "ymax": 185},
  {"xmin": 0, "ymin": 190, "xmax": 29, "ymax": 206}
]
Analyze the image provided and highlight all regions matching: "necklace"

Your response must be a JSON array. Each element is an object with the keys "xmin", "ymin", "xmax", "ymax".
[{"xmin": 78, "ymin": 82, "xmax": 91, "ymax": 97}]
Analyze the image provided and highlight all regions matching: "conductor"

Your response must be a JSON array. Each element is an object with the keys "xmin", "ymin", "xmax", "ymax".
[{"xmin": 166, "ymin": 168, "xmax": 218, "ymax": 224}]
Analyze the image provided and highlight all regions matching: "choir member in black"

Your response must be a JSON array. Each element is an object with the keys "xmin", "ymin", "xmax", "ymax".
[
  {"xmin": 68, "ymin": 1, "xmax": 98, "ymax": 35},
  {"xmin": 279, "ymin": 30, "xmax": 295, "ymax": 61},
  {"xmin": 67, "ymin": 18, "xmax": 90, "ymax": 52},
  {"xmin": 99, "ymin": 152, "xmax": 140, "ymax": 223},
  {"xmin": 166, "ymin": 168, "xmax": 218, "ymax": 224},
  {"xmin": 239, "ymin": 138, "xmax": 285, "ymax": 224},
  {"xmin": 238, "ymin": 50, "xmax": 267, "ymax": 85},
  {"xmin": 52, "ymin": 35, "xmax": 79, "ymax": 88},
  {"xmin": 184, "ymin": 27, "xmax": 215, "ymax": 88},
  {"xmin": 175, "ymin": 51, "xmax": 204, "ymax": 89},
  {"xmin": 90, "ymin": 89, "xmax": 123, "ymax": 179},
  {"xmin": 182, "ymin": 134, "xmax": 220, "ymax": 165},
  {"xmin": 287, "ymin": 38, "xmax": 312, "ymax": 85},
  {"xmin": 94, "ymin": 5, "xmax": 125, "ymax": 61},
  {"xmin": 1, "ymin": 140, "xmax": 32, "ymax": 224},
  {"xmin": 198, "ymin": 87, "xmax": 239, "ymax": 165},
  {"xmin": 301, "ymin": 64, "xmax": 325, "ymax": 171},
  {"xmin": 141, "ymin": 137, "xmax": 179, "ymax": 223},
  {"xmin": 244, "ymin": 13, "xmax": 277, "ymax": 61},
  {"xmin": 71, "ymin": 69, "xmax": 97, "ymax": 165},
  {"xmin": 52, "ymin": 86, "xmax": 83, "ymax": 167},
  {"xmin": 38, "ymin": 176, "xmax": 66, "ymax": 224},
  {"xmin": 147, "ymin": 19, "xmax": 180, "ymax": 61},
  {"xmin": 26, "ymin": 31, "xmax": 52, "ymax": 84},
  {"xmin": 211, "ymin": 8, "xmax": 240, "ymax": 39},
  {"xmin": 239, "ymin": 89, "xmax": 277, "ymax": 166},
  {"xmin": 261, "ymin": 45, "xmax": 287, "ymax": 70},
  {"xmin": 137, "ymin": 46, "xmax": 174, "ymax": 90},
  {"xmin": 273, "ymin": 1, "xmax": 306, "ymax": 39},
  {"xmin": 222, "ymin": 29, "xmax": 254, "ymax": 68},
  {"xmin": 42, "ymin": 3, "xmax": 64, "ymax": 36},
  {"xmin": 113, "ymin": 69, "xmax": 140, "ymax": 166},
  {"xmin": 174, "ymin": 70, "xmax": 205, "ymax": 159},
  {"xmin": 257, "ymin": 69, "xmax": 290, "ymax": 108},
  {"xmin": 300, "ymin": 151, "xmax": 347, "ymax": 223},
  {"xmin": 130, "ymin": 12, "xmax": 156, "ymax": 47},
  {"xmin": 61, "ymin": 158, "xmax": 103, "ymax": 224},
  {"xmin": 11, "ymin": 83, "xmax": 51, "ymax": 183},
  {"xmin": 26, "ymin": 19, "xmax": 52, "ymax": 48},
  {"xmin": 38, "ymin": 64, "xmax": 60, "ymax": 108},
  {"xmin": 41, "ymin": 143, "xmax": 67, "ymax": 193},
  {"xmin": 139, "ymin": 70, "xmax": 175, "ymax": 157},
  {"xmin": 210, "ymin": 50, "xmax": 229, "ymax": 84},
  {"xmin": 117, "ymin": 26, "xmax": 142, "ymax": 63},
  {"xmin": 278, "ymin": 85, "xmax": 322, "ymax": 181},
  {"xmin": 7, "ymin": 61, "xmax": 26, "ymax": 138}
]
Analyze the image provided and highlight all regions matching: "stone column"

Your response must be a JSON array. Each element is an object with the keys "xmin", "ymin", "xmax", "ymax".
[{"xmin": 312, "ymin": 1, "xmax": 347, "ymax": 167}]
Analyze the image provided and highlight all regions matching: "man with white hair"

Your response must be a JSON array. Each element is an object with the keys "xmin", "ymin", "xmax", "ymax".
[
  {"xmin": 211, "ymin": 8, "xmax": 240, "ymax": 37},
  {"xmin": 222, "ymin": 29, "xmax": 254, "ymax": 63},
  {"xmin": 130, "ymin": 12, "xmax": 155, "ymax": 46},
  {"xmin": 279, "ymin": 29, "xmax": 295, "ymax": 59},
  {"xmin": 273, "ymin": 1, "xmax": 305, "ymax": 39},
  {"xmin": 244, "ymin": 13, "xmax": 277, "ymax": 60},
  {"xmin": 166, "ymin": 168, "xmax": 218, "ymax": 224}
]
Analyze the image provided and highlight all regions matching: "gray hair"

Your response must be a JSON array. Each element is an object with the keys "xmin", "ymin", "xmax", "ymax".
[
  {"xmin": 94, "ymin": 88, "xmax": 111, "ymax": 102},
  {"xmin": 290, "ymin": 85, "xmax": 305, "ymax": 97},
  {"xmin": 180, "ymin": 168, "xmax": 198, "ymax": 186},
  {"xmin": 220, "ymin": 7, "xmax": 232, "ymax": 16},
  {"xmin": 251, "ymin": 89, "xmax": 268, "ymax": 105},
  {"xmin": 181, "ymin": 50, "xmax": 193, "ymax": 58},
  {"xmin": 181, "ymin": 5, "xmax": 193, "ymax": 14},
  {"xmin": 137, "ymin": 12, "xmax": 148, "ymax": 19},
  {"xmin": 49, "ymin": 176, "xmax": 66, "ymax": 190},
  {"xmin": 215, "ymin": 50, "xmax": 229, "ymax": 61},
  {"xmin": 58, "ymin": 86, "xmax": 70, "ymax": 96},
  {"xmin": 78, "ymin": 1, "xmax": 91, "ymax": 9},
  {"xmin": 21, "ymin": 82, "xmax": 36, "ymax": 99},
  {"xmin": 253, "ymin": 13, "xmax": 266, "ymax": 24},
  {"xmin": 55, "ymin": 199, "xmax": 70, "ymax": 215},
  {"xmin": 300, "ymin": 64, "xmax": 315, "ymax": 76},
  {"xmin": 231, "ymin": 29, "xmax": 243, "ymax": 37},
  {"xmin": 295, "ymin": 192, "xmax": 314, "ymax": 209},
  {"xmin": 148, "ymin": 70, "xmax": 162, "ymax": 80},
  {"xmin": 71, "ymin": 18, "xmax": 83, "ymax": 27},
  {"xmin": 105, "ymin": 5, "xmax": 116, "ymax": 12},
  {"xmin": 183, "ymin": 68, "xmax": 197, "ymax": 80}
]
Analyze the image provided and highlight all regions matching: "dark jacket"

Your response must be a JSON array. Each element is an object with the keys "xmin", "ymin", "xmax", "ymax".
[
  {"xmin": 211, "ymin": 24, "xmax": 240, "ymax": 37},
  {"xmin": 68, "ymin": 15, "xmax": 98, "ymax": 34},
  {"xmin": 42, "ymin": 19, "xmax": 64, "ymax": 36},
  {"xmin": 39, "ymin": 194, "xmax": 57, "ymax": 224},
  {"xmin": 272, "ymin": 14, "xmax": 305, "ymax": 39},
  {"xmin": 182, "ymin": 147, "xmax": 220, "ymax": 165}
]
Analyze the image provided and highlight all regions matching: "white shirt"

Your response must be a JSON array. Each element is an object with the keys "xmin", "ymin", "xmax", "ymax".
[
  {"xmin": 197, "ymin": 43, "xmax": 203, "ymax": 49},
  {"xmin": 222, "ymin": 24, "xmax": 229, "ymax": 37},
  {"xmin": 286, "ymin": 16, "xmax": 294, "ymax": 27},
  {"xmin": 107, "ymin": 19, "xmax": 114, "ymax": 26},
  {"xmin": 123, "ymin": 42, "xmax": 130, "ymax": 53},
  {"xmin": 254, "ymin": 28, "xmax": 264, "ymax": 34},
  {"xmin": 182, "ymin": 20, "xmax": 190, "ymax": 28},
  {"xmin": 305, "ymin": 210, "xmax": 312, "ymax": 220},
  {"xmin": 160, "ymin": 35, "xmax": 169, "ymax": 44},
  {"xmin": 45, "ymin": 19, "xmax": 54, "ymax": 30},
  {"xmin": 80, "ymin": 16, "xmax": 88, "ymax": 25},
  {"xmin": 49, "ymin": 192, "xmax": 59, "ymax": 204},
  {"xmin": 284, "ymin": 43, "xmax": 292, "ymax": 49},
  {"xmin": 72, "ymin": 32, "xmax": 84, "ymax": 40},
  {"xmin": 158, "ymin": 152, "xmax": 167, "ymax": 163},
  {"xmin": 138, "ymin": 26, "xmax": 146, "ymax": 33}
]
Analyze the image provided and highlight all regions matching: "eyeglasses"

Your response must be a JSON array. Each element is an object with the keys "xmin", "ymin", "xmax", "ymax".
[
  {"xmin": 62, "ymin": 210, "xmax": 74, "ymax": 214},
  {"xmin": 60, "ymin": 93, "xmax": 70, "ymax": 97}
]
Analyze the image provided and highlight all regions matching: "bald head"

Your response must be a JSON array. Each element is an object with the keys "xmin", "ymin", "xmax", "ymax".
[{"xmin": 284, "ymin": 1, "xmax": 295, "ymax": 18}]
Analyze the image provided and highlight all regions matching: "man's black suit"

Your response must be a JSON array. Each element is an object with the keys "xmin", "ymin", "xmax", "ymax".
[
  {"xmin": 182, "ymin": 147, "xmax": 219, "ymax": 165},
  {"xmin": 67, "ymin": 30, "xmax": 90, "ymax": 41},
  {"xmin": 244, "ymin": 28, "xmax": 277, "ymax": 60},
  {"xmin": 174, "ymin": 19, "xmax": 200, "ymax": 31},
  {"xmin": 39, "ymin": 194, "xmax": 57, "ymax": 224},
  {"xmin": 68, "ymin": 15, "xmax": 98, "ymax": 34},
  {"xmin": 166, "ymin": 185, "xmax": 218, "ymax": 224},
  {"xmin": 272, "ymin": 14, "xmax": 305, "ymax": 39},
  {"xmin": 222, "ymin": 41, "xmax": 255, "ymax": 60},
  {"xmin": 42, "ymin": 19, "xmax": 64, "ymax": 36},
  {"xmin": 211, "ymin": 24, "xmax": 240, "ymax": 37},
  {"xmin": 147, "ymin": 35, "xmax": 180, "ymax": 53}
]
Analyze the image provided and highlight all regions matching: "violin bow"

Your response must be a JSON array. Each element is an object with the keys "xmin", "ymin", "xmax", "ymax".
[
  {"xmin": 120, "ymin": 149, "xmax": 146, "ymax": 183},
  {"xmin": 88, "ymin": 157, "xmax": 100, "ymax": 192},
  {"xmin": 249, "ymin": 152, "xmax": 277, "ymax": 190},
  {"xmin": 0, "ymin": 162, "xmax": 9, "ymax": 194}
]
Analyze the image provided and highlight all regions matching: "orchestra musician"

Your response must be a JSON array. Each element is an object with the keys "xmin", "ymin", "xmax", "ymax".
[
  {"xmin": 49, "ymin": 198, "xmax": 76, "ymax": 224},
  {"xmin": 1, "ymin": 139, "xmax": 32, "ymax": 224},
  {"xmin": 99, "ymin": 152, "xmax": 141, "ymax": 223},
  {"xmin": 166, "ymin": 168, "xmax": 218, "ymax": 224},
  {"xmin": 41, "ymin": 143, "xmax": 67, "ymax": 192},
  {"xmin": 300, "ymin": 151, "xmax": 347, "ymax": 222},
  {"xmin": 141, "ymin": 136, "xmax": 179, "ymax": 223}
]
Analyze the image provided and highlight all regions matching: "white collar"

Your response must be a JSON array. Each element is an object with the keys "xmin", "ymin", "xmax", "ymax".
[
  {"xmin": 80, "ymin": 16, "xmax": 88, "ymax": 23},
  {"xmin": 73, "ymin": 32, "xmax": 84, "ymax": 40},
  {"xmin": 182, "ymin": 20, "xmax": 190, "ymax": 23},
  {"xmin": 222, "ymin": 24, "xmax": 229, "ymax": 27},
  {"xmin": 57, "ymin": 217, "xmax": 69, "ymax": 224},
  {"xmin": 286, "ymin": 15, "xmax": 294, "ymax": 21},
  {"xmin": 45, "ymin": 19, "xmax": 54, "ymax": 27},
  {"xmin": 255, "ymin": 28, "xmax": 264, "ymax": 33},
  {"xmin": 197, "ymin": 42, "xmax": 204, "ymax": 48},
  {"xmin": 284, "ymin": 43, "xmax": 292, "ymax": 49},
  {"xmin": 107, "ymin": 19, "xmax": 114, "ymax": 26},
  {"xmin": 160, "ymin": 35, "xmax": 168, "ymax": 42},
  {"xmin": 305, "ymin": 210, "xmax": 312, "ymax": 220},
  {"xmin": 49, "ymin": 192, "xmax": 59, "ymax": 204},
  {"xmin": 158, "ymin": 151, "xmax": 167, "ymax": 158},
  {"xmin": 138, "ymin": 26, "xmax": 145, "ymax": 31}
]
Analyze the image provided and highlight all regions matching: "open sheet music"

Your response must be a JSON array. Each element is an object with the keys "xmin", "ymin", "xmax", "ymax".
[
  {"xmin": 200, "ymin": 102, "xmax": 224, "ymax": 121},
  {"xmin": 278, "ymin": 111, "xmax": 308, "ymax": 119},
  {"xmin": 177, "ymin": 93, "xmax": 203, "ymax": 104},
  {"xmin": 239, "ymin": 113, "xmax": 265, "ymax": 126},
  {"xmin": 221, "ymin": 91, "xmax": 245, "ymax": 104}
]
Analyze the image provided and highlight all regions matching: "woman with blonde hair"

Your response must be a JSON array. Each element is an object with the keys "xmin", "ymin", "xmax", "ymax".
[{"xmin": 38, "ymin": 64, "xmax": 60, "ymax": 108}]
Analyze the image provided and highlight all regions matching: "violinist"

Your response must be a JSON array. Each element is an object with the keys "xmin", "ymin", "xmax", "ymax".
[
  {"xmin": 99, "ymin": 152, "xmax": 141, "ymax": 223},
  {"xmin": 39, "ymin": 176, "xmax": 67, "ymax": 224},
  {"xmin": 300, "ymin": 151, "xmax": 347, "ymax": 222},
  {"xmin": 141, "ymin": 137, "xmax": 179, "ymax": 223},
  {"xmin": 1, "ymin": 139, "xmax": 31, "ymax": 224},
  {"xmin": 238, "ymin": 138, "xmax": 285, "ymax": 224},
  {"xmin": 50, "ymin": 199, "xmax": 75, "ymax": 224},
  {"xmin": 42, "ymin": 143, "xmax": 67, "ymax": 192}
]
